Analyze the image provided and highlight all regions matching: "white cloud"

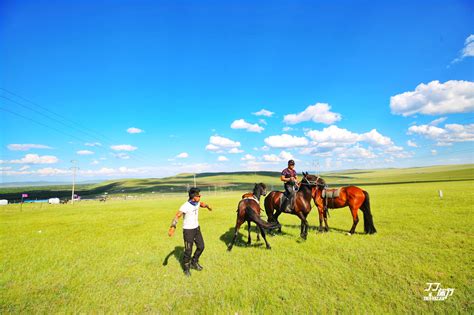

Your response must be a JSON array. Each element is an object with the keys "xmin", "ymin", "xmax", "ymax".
[
  {"xmin": 282, "ymin": 126, "xmax": 293, "ymax": 132},
  {"xmin": 217, "ymin": 156, "xmax": 229, "ymax": 162},
  {"xmin": 408, "ymin": 123, "xmax": 474, "ymax": 144},
  {"xmin": 127, "ymin": 127, "xmax": 144, "ymax": 134},
  {"xmin": 408, "ymin": 125, "xmax": 446, "ymax": 138},
  {"xmin": 77, "ymin": 150, "xmax": 94, "ymax": 155},
  {"xmin": 110, "ymin": 144, "xmax": 137, "ymax": 151},
  {"xmin": 205, "ymin": 144, "xmax": 220, "ymax": 151},
  {"xmin": 284, "ymin": 103, "xmax": 342, "ymax": 125},
  {"xmin": 361, "ymin": 129, "xmax": 394, "ymax": 147},
  {"xmin": 431, "ymin": 150, "xmax": 438, "ymax": 155},
  {"xmin": 253, "ymin": 109, "xmax": 274, "ymax": 117},
  {"xmin": 176, "ymin": 152, "xmax": 189, "ymax": 158},
  {"xmin": 0, "ymin": 167, "xmax": 12, "ymax": 171},
  {"xmin": 337, "ymin": 145, "xmax": 377, "ymax": 159},
  {"xmin": 231, "ymin": 119, "xmax": 264, "ymax": 133},
  {"xmin": 228, "ymin": 148, "xmax": 244, "ymax": 154},
  {"xmin": 407, "ymin": 140, "xmax": 418, "ymax": 147},
  {"xmin": 263, "ymin": 154, "xmax": 281, "ymax": 162},
  {"xmin": 7, "ymin": 144, "xmax": 52, "ymax": 151},
  {"xmin": 390, "ymin": 80, "xmax": 474, "ymax": 116},
  {"xmin": 306, "ymin": 125, "xmax": 360, "ymax": 145},
  {"xmin": 259, "ymin": 119, "xmax": 267, "ymax": 125},
  {"xmin": 112, "ymin": 153, "xmax": 130, "ymax": 160},
  {"xmin": 264, "ymin": 134, "xmax": 309, "ymax": 148},
  {"xmin": 241, "ymin": 154, "xmax": 256, "ymax": 161},
  {"xmin": 451, "ymin": 34, "xmax": 474, "ymax": 64},
  {"xmin": 279, "ymin": 150, "xmax": 295, "ymax": 161},
  {"xmin": 206, "ymin": 136, "xmax": 241, "ymax": 152},
  {"xmin": 85, "ymin": 142, "xmax": 102, "ymax": 147},
  {"xmin": 6, "ymin": 154, "xmax": 59, "ymax": 164},
  {"xmin": 429, "ymin": 117, "xmax": 447, "ymax": 126},
  {"xmin": 36, "ymin": 168, "xmax": 71, "ymax": 176},
  {"xmin": 91, "ymin": 160, "xmax": 100, "ymax": 165}
]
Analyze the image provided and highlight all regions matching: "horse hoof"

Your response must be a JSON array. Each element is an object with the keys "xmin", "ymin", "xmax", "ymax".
[
  {"xmin": 346, "ymin": 232, "xmax": 352, "ymax": 236},
  {"xmin": 227, "ymin": 247, "xmax": 232, "ymax": 251},
  {"xmin": 266, "ymin": 245, "xmax": 271, "ymax": 250}
]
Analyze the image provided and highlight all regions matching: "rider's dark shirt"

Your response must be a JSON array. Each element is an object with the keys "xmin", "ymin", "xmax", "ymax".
[{"xmin": 282, "ymin": 168, "xmax": 297, "ymax": 186}]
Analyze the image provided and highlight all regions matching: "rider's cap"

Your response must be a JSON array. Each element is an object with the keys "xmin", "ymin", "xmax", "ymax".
[{"xmin": 288, "ymin": 159, "xmax": 295, "ymax": 166}]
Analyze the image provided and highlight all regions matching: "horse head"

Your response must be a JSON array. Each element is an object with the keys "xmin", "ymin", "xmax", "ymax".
[
  {"xmin": 254, "ymin": 182, "xmax": 267, "ymax": 196},
  {"xmin": 302, "ymin": 172, "xmax": 326, "ymax": 187}
]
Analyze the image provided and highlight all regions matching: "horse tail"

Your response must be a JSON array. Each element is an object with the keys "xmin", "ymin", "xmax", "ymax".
[
  {"xmin": 245, "ymin": 206, "xmax": 276, "ymax": 230},
  {"xmin": 361, "ymin": 191, "xmax": 377, "ymax": 234},
  {"xmin": 264, "ymin": 192, "xmax": 276, "ymax": 223}
]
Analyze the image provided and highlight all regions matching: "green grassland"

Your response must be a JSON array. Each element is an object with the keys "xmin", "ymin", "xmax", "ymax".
[
  {"xmin": 1, "ymin": 164, "xmax": 473, "ymax": 201},
  {"xmin": 1, "ymin": 178, "xmax": 473, "ymax": 313}
]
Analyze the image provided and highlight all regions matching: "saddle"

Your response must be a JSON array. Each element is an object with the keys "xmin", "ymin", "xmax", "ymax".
[
  {"xmin": 322, "ymin": 188, "xmax": 340, "ymax": 199},
  {"xmin": 243, "ymin": 195, "xmax": 259, "ymax": 204},
  {"xmin": 322, "ymin": 188, "xmax": 340, "ymax": 211}
]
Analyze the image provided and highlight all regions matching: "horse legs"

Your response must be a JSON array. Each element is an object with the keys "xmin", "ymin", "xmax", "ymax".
[
  {"xmin": 273, "ymin": 209, "xmax": 283, "ymax": 233},
  {"xmin": 228, "ymin": 217, "xmax": 244, "ymax": 251},
  {"xmin": 348, "ymin": 206, "xmax": 359, "ymax": 235},
  {"xmin": 257, "ymin": 225, "xmax": 271, "ymax": 249},
  {"xmin": 318, "ymin": 207, "xmax": 324, "ymax": 232},
  {"xmin": 296, "ymin": 211, "xmax": 309, "ymax": 240},
  {"xmin": 323, "ymin": 209, "xmax": 329, "ymax": 232},
  {"xmin": 247, "ymin": 221, "xmax": 252, "ymax": 245}
]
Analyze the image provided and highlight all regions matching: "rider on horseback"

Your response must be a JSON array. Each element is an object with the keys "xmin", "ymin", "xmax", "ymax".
[{"xmin": 280, "ymin": 159, "xmax": 298, "ymax": 213}]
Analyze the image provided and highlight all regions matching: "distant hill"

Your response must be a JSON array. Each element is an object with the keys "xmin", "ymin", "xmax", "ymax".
[{"xmin": 1, "ymin": 164, "xmax": 473, "ymax": 201}]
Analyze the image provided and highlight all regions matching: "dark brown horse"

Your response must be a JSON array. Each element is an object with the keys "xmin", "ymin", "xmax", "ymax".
[
  {"xmin": 311, "ymin": 177, "xmax": 377, "ymax": 235},
  {"xmin": 264, "ymin": 172, "xmax": 320, "ymax": 240},
  {"xmin": 227, "ymin": 183, "xmax": 278, "ymax": 251}
]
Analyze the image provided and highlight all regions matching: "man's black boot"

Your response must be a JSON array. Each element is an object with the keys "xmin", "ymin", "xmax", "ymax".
[
  {"xmin": 183, "ymin": 263, "xmax": 191, "ymax": 277},
  {"xmin": 191, "ymin": 260, "xmax": 203, "ymax": 271}
]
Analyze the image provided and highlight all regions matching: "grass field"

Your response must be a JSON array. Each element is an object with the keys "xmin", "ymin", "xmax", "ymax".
[{"xmin": 1, "ymin": 178, "xmax": 473, "ymax": 313}]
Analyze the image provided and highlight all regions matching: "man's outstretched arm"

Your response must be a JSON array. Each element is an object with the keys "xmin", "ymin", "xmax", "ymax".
[
  {"xmin": 168, "ymin": 211, "xmax": 183, "ymax": 236},
  {"xmin": 199, "ymin": 202, "xmax": 212, "ymax": 211}
]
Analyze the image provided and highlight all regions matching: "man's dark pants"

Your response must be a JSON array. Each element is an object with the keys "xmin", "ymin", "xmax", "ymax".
[{"xmin": 183, "ymin": 226, "xmax": 205, "ymax": 265}]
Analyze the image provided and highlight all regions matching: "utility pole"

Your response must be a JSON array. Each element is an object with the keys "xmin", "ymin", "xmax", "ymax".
[{"xmin": 70, "ymin": 160, "xmax": 78, "ymax": 205}]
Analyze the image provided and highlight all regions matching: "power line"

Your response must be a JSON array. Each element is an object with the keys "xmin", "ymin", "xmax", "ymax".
[{"xmin": 0, "ymin": 90, "xmax": 158, "ymax": 164}]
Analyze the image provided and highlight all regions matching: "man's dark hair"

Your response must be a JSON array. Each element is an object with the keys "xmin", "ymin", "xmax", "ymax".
[
  {"xmin": 288, "ymin": 159, "xmax": 295, "ymax": 166},
  {"xmin": 188, "ymin": 187, "xmax": 201, "ymax": 199}
]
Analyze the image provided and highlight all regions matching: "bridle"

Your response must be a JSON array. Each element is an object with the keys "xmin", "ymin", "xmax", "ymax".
[{"xmin": 300, "ymin": 175, "xmax": 326, "ymax": 189}]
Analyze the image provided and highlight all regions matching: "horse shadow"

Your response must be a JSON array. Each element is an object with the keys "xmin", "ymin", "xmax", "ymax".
[
  {"xmin": 327, "ymin": 227, "xmax": 365, "ymax": 235},
  {"xmin": 219, "ymin": 227, "xmax": 266, "ymax": 249},
  {"xmin": 162, "ymin": 246, "xmax": 184, "ymax": 267}
]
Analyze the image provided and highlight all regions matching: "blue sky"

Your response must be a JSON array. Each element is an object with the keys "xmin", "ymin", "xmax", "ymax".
[{"xmin": 1, "ymin": 0, "xmax": 473, "ymax": 182}]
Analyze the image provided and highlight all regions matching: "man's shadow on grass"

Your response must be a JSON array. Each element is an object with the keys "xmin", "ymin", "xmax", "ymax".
[{"xmin": 162, "ymin": 246, "xmax": 184, "ymax": 267}]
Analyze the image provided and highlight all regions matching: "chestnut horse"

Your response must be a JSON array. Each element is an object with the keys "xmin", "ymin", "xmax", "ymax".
[
  {"xmin": 227, "ymin": 183, "xmax": 278, "ymax": 251},
  {"xmin": 311, "ymin": 177, "xmax": 377, "ymax": 235},
  {"xmin": 264, "ymin": 172, "xmax": 320, "ymax": 240}
]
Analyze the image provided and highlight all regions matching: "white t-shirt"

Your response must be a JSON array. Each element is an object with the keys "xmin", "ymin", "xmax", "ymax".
[{"xmin": 179, "ymin": 201, "xmax": 200, "ymax": 229}]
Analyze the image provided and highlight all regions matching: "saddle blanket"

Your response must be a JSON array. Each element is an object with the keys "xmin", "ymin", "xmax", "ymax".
[
  {"xmin": 322, "ymin": 188, "xmax": 340, "ymax": 199},
  {"xmin": 243, "ymin": 196, "xmax": 259, "ymax": 204}
]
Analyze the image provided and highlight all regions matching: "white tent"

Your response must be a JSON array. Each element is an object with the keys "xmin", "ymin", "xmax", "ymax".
[
  {"xmin": 48, "ymin": 198, "xmax": 60, "ymax": 204},
  {"xmin": 0, "ymin": 199, "xmax": 8, "ymax": 206}
]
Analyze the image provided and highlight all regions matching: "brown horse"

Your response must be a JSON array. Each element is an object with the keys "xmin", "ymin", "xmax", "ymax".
[
  {"xmin": 227, "ymin": 183, "xmax": 278, "ymax": 251},
  {"xmin": 311, "ymin": 177, "xmax": 377, "ymax": 235},
  {"xmin": 264, "ymin": 172, "xmax": 320, "ymax": 240}
]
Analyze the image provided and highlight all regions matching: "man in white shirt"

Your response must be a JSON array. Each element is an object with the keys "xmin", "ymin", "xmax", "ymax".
[{"xmin": 168, "ymin": 187, "xmax": 212, "ymax": 276}]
